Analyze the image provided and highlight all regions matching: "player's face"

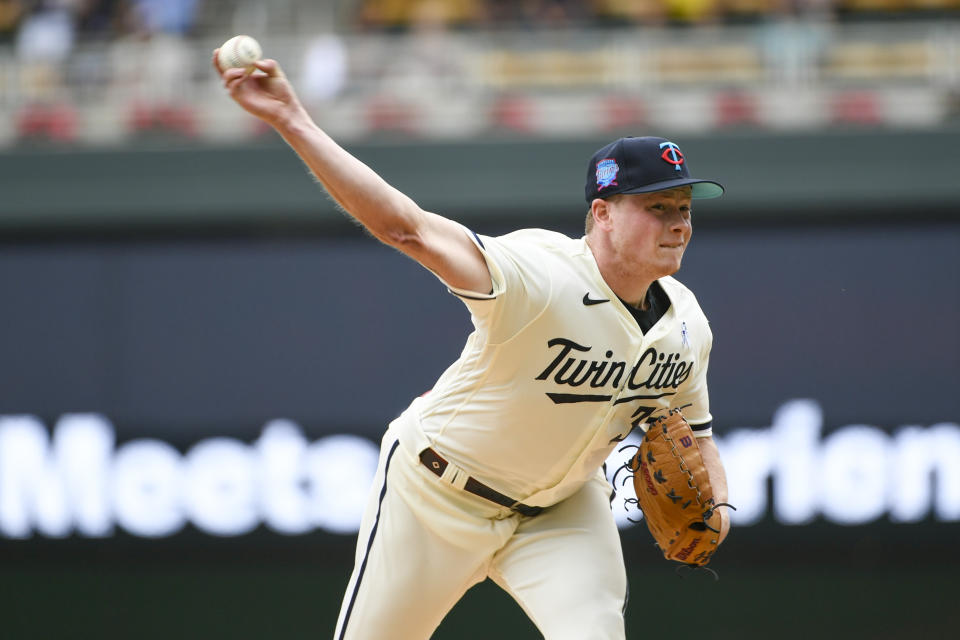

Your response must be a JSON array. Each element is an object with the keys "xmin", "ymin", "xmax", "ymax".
[{"xmin": 606, "ymin": 188, "xmax": 693, "ymax": 278}]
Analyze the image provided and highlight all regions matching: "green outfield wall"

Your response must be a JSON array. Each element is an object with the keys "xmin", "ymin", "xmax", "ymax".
[{"xmin": 2, "ymin": 128, "xmax": 958, "ymax": 232}]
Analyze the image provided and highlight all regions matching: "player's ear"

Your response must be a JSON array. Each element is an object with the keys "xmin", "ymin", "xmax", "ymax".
[{"xmin": 589, "ymin": 198, "xmax": 613, "ymax": 231}]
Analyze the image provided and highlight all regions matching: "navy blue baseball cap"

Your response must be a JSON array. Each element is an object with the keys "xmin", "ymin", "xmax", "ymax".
[{"xmin": 585, "ymin": 136, "xmax": 724, "ymax": 203}]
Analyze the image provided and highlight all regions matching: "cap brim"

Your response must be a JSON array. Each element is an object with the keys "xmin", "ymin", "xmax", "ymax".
[{"xmin": 620, "ymin": 178, "xmax": 724, "ymax": 200}]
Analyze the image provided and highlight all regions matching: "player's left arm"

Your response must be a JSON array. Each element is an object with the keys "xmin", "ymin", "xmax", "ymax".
[
  {"xmin": 698, "ymin": 435, "xmax": 730, "ymax": 544},
  {"xmin": 670, "ymin": 317, "xmax": 731, "ymax": 542}
]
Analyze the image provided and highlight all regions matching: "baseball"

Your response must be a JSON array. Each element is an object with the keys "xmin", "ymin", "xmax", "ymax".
[{"xmin": 218, "ymin": 35, "xmax": 262, "ymax": 70}]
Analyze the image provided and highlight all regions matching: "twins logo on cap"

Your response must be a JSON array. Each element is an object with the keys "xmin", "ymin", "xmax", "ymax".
[
  {"xmin": 659, "ymin": 141, "xmax": 684, "ymax": 171},
  {"xmin": 596, "ymin": 158, "xmax": 619, "ymax": 190},
  {"xmin": 584, "ymin": 136, "xmax": 724, "ymax": 203}
]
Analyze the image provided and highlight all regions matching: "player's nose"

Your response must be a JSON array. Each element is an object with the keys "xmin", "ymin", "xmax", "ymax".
[{"xmin": 667, "ymin": 210, "xmax": 690, "ymax": 231}]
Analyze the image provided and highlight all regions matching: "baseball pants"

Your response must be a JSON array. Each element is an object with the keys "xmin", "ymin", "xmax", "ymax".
[{"xmin": 333, "ymin": 427, "xmax": 628, "ymax": 640}]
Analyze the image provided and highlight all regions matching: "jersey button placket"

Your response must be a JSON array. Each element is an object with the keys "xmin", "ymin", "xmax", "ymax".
[{"xmin": 608, "ymin": 335, "xmax": 647, "ymax": 438}]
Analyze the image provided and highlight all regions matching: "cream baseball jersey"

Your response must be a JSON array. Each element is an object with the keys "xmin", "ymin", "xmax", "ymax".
[{"xmin": 394, "ymin": 227, "xmax": 713, "ymax": 508}]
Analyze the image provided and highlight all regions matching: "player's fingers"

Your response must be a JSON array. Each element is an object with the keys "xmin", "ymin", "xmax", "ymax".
[
  {"xmin": 222, "ymin": 67, "xmax": 247, "ymax": 81},
  {"xmin": 222, "ymin": 67, "xmax": 247, "ymax": 88},
  {"xmin": 212, "ymin": 48, "xmax": 223, "ymax": 74},
  {"xmin": 225, "ymin": 73, "xmax": 249, "ymax": 93},
  {"xmin": 254, "ymin": 59, "xmax": 283, "ymax": 78}
]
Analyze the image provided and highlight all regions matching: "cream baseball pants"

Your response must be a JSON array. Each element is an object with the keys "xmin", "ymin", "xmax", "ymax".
[{"xmin": 334, "ymin": 427, "xmax": 628, "ymax": 640}]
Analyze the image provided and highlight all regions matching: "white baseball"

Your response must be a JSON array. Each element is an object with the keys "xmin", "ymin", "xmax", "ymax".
[{"xmin": 218, "ymin": 35, "xmax": 262, "ymax": 70}]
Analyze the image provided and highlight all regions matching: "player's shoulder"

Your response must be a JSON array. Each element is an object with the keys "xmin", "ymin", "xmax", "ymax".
[
  {"xmin": 485, "ymin": 228, "xmax": 581, "ymax": 260},
  {"xmin": 659, "ymin": 276, "xmax": 708, "ymax": 317},
  {"xmin": 495, "ymin": 227, "xmax": 576, "ymax": 249}
]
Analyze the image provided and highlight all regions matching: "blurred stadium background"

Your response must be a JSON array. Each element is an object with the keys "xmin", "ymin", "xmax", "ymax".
[{"xmin": 1, "ymin": 0, "xmax": 958, "ymax": 638}]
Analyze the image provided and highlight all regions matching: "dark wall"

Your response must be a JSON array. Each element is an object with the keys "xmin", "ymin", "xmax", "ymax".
[
  {"xmin": 1, "ymin": 132, "xmax": 958, "ymax": 638},
  {"xmin": 2, "ymin": 222, "xmax": 956, "ymax": 434}
]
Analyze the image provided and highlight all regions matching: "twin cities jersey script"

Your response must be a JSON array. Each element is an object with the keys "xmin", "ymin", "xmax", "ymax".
[{"xmin": 394, "ymin": 227, "xmax": 713, "ymax": 508}]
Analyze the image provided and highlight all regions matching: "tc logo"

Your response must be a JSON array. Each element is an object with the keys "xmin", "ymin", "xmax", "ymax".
[{"xmin": 659, "ymin": 141, "xmax": 684, "ymax": 171}]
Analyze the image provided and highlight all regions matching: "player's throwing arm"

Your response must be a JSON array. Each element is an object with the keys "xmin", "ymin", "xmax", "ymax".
[{"xmin": 212, "ymin": 37, "xmax": 490, "ymax": 294}]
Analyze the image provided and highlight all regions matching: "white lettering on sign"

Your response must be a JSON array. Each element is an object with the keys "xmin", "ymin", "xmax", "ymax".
[
  {"xmin": 112, "ymin": 438, "xmax": 184, "ymax": 537},
  {"xmin": 0, "ymin": 414, "xmax": 378, "ymax": 539},
  {"xmin": 0, "ymin": 400, "xmax": 957, "ymax": 538}
]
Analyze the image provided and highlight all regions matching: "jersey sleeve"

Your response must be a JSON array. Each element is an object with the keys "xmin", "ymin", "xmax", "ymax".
[
  {"xmin": 431, "ymin": 226, "xmax": 553, "ymax": 344},
  {"xmin": 671, "ymin": 322, "xmax": 714, "ymax": 438}
]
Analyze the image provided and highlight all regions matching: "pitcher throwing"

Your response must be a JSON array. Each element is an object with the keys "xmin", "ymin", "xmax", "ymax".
[{"xmin": 215, "ymin": 50, "xmax": 731, "ymax": 640}]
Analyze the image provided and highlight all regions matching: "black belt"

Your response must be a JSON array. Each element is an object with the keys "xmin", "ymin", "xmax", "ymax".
[{"xmin": 419, "ymin": 448, "xmax": 543, "ymax": 517}]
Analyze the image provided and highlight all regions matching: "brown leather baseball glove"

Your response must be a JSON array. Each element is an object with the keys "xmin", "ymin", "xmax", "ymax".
[{"xmin": 630, "ymin": 409, "xmax": 726, "ymax": 567}]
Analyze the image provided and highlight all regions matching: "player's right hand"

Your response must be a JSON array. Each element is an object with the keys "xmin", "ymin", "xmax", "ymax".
[{"xmin": 213, "ymin": 51, "xmax": 305, "ymax": 128}]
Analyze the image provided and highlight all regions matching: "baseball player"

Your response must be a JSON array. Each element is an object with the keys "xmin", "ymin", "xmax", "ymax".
[{"xmin": 215, "ymin": 53, "xmax": 730, "ymax": 640}]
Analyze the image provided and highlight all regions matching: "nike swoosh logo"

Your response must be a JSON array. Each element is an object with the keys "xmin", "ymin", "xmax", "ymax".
[{"xmin": 583, "ymin": 293, "xmax": 610, "ymax": 306}]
